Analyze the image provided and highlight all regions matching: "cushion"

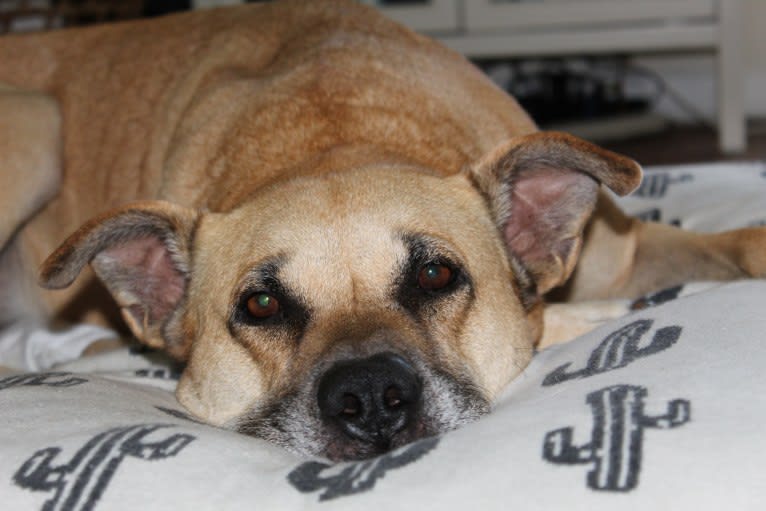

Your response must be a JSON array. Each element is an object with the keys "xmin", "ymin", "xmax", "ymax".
[{"xmin": 1, "ymin": 162, "xmax": 765, "ymax": 509}]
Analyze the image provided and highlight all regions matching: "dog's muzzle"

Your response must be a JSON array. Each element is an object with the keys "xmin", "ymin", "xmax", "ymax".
[
  {"xmin": 317, "ymin": 352, "xmax": 422, "ymax": 451},
  {"xmin": 233, "ymin": 347, "xmax": 489, "ymax": 461}
]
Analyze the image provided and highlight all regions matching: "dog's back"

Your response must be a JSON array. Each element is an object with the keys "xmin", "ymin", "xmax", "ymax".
[
  {"xmin": 0, "ymin": 0, "xmax": 539, "ymax": 325},
  {"xmin": 0, "ymin": 0, "xmax": 535, "ymax": 211}
]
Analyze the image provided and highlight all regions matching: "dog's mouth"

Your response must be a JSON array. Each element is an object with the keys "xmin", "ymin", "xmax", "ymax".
[{"xmin": 231, "ymin": 353, "xmax": 489, "ymax": 461}]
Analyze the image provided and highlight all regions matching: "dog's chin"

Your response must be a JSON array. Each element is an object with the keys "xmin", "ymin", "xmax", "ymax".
[
  {"xmin": 320, "ymin": 418, "xmax": 434, "ymax": 461},
  {"xmin": 230, "ymin": 366, "xmax": 490, "ymax": 461}
]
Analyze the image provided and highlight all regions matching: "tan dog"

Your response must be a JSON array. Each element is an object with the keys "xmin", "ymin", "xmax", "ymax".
[{"xmin": 1, "ymin": 0, "xmax": 764, "ymax": 461}]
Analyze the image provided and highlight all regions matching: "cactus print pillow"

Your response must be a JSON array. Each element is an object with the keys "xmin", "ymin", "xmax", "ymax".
[
  {"xmin": 1, "ymin": 280, "xmax": 764, "ymax": 510},
  {"xmin": 1, "ymin": 163, "xmax": 765, "ymax": 510}
]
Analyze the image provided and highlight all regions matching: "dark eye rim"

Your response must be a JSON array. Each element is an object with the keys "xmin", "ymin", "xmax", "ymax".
[
  {"xmin": 395, "ymin": 233, "xmax": 473, "ymax": 315},
  {"xmin": 227, "ymin": 258, "xmax": 311, "ymax": 340},
  {"xmin": 236, "ymin": 289, "xmax": 288, "ymax": 326},
  {"xmin": 394, "ymin": 251, "xmax": 471, "ymax": 317},
  {"xmin": 416, "ymin": 260, "xmax": 460, "ymax": 293}
]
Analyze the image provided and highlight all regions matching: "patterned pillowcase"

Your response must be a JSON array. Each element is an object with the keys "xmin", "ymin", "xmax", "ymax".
[
  {"xmin": 2, "ymin": 163, "xmax": 765, "ymax": 509},
  {"xmin": 1, "ymin": 280, "xmax": 764, "ymax": 509}
]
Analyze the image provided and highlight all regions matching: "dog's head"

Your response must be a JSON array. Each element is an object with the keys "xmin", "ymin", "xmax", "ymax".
[{"xmin": 40, "ymin": 132, "xmax": 640, "ymax": 460}]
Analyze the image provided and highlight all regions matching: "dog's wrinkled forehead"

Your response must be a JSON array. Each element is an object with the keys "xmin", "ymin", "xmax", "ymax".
[{"xmin": 195, "ymin": 167, "xmax": 503, "ymax": 309}]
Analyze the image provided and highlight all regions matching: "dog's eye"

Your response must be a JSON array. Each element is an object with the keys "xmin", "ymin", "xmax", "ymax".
[
  {"xmin": 417, "ymin": 263, "xmax": 453, "ymax": 291},
  {"xmin": 246, "ymin": 293, "xmax": 280, "ymax": 319}
]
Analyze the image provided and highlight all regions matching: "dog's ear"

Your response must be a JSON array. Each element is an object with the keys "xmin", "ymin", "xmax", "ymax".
[
  {"xmin": 469, "ymin": 131, "xmax": 642, "ymax": 298},
  {"xmin": 40, "ymin": 201, "xmax": 199, "ymax": 357}
]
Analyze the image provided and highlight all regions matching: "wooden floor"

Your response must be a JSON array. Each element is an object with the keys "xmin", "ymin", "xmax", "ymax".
[{"xmin": 602, "ymin": 120, "xmax": 766, "ymax": 166}]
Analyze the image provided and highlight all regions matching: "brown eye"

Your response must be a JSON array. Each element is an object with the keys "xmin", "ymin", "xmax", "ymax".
[
  {"xmin": 417, "ymin": 263, "xmax": 453, "ymax": 291},
  {"xmin": 246, "ymin": 293, "xmax": 280, "ymax": 319}
]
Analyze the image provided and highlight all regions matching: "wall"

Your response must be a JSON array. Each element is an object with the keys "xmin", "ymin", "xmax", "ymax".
[{"xmin": 635, "ymin": 0, "xmax": 765, "ymax": 122}]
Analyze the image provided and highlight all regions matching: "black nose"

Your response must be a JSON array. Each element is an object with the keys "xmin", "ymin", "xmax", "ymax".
[{"xmin": 317, "ymin": 352, "xmax": 422, "ymax": 449}]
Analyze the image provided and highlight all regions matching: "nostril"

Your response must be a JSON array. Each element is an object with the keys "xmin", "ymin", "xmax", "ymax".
[
  {"xmin": 384, "ymin": 385, "xmax": 402, "ymax": 409},
  {"xmin": 341, "ymin": 393, "xmax": 361, "ymax": 416},
  {"xmin": 317, "ymin": 352, "xmax": 422, "ymax": 447}
]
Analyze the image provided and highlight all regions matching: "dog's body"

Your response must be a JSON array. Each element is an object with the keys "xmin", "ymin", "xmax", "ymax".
[{"xmin": 2, "ymin": 0, "xmax": 765, "ymax": 460}]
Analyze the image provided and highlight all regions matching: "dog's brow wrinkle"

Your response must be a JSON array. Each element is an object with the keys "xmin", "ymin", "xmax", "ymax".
[
  {"xmin": 251, "ymin": 257, "xmax": 285, "ymax": 287},
  {"xmin": 350, "ymin": 269, "xmax": 359, "ymax": 305},
  {"xmin": 228, "ymin": 254, "xmax": 312, "ymax": 339}
]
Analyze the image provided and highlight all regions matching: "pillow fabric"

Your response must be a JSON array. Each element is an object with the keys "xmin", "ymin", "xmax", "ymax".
[{"xmin": 1, "ymin": 162, "xmax": 765, "ymax": 510}]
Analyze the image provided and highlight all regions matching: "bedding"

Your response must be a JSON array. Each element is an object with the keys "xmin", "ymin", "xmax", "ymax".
[{"xmin": 1, "ymin": 162, "xmax": 765, "ymax": 510}]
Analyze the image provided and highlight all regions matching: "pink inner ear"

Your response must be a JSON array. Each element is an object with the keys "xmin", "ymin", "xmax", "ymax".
[
  {"xmin": 503, "ymin": 167, "xmax": 597, "ymax": 287},
  {"xmin": 101, "ymin": 237, "xmax": 186, "ymax": 325}
]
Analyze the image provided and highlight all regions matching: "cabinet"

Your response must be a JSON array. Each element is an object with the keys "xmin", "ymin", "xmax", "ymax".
[{"xmin": 366, "ymin": 0, "xmax": 746, "ymax": 153}]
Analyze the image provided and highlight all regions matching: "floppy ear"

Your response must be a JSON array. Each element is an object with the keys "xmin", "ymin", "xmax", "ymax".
[
  {"xmin": 469, "ymin": 131, "xmax": 642, "ymax": 298},
  {"xmin": 39, "ymin": 201, "xmax": 199, "ymax": 358}
]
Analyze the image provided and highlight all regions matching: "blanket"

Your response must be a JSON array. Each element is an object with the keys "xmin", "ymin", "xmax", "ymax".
[{"xmin": 1, "ymin": 162, "xmax": 765, "ymax": 510}]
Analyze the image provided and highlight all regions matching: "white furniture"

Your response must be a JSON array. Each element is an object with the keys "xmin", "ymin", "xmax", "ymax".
[{"xmin": 369, "ymin": 0, "xmax": 746, "ymax": 154}]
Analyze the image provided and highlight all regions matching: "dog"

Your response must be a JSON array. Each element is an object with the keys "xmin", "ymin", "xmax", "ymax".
[{"xmin": 1, "ymin": 0, "xmax": 764, "ymax": 461}]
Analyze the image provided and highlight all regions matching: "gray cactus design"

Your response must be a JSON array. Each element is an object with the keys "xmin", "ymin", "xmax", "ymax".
[
  {"xmin": 543, "ymin": 320, "xmax": 682, "ymax": 386},
  {"xmin": 14, "ymin": 424, "xmax": 194, "ymax": 511},
  {"xmin": 543, "ymin": 385, "xmax": 690, "ymax": 491},
  {"xmin": 0, "ymin": 372, "xmax": 87, "ymax": 390},
  {"xmin": 288, "ymin": 436, "xmax": 439, "ymax": 501}
]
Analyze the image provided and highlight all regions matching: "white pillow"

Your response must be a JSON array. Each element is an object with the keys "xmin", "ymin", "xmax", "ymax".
[
  {"xmin": 2, "ymin": 162, "xmax": 765, "ymax": 509},
  {"xmin": 1, "ymin": 280, "xmax": 764, "ymax": 510}
]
